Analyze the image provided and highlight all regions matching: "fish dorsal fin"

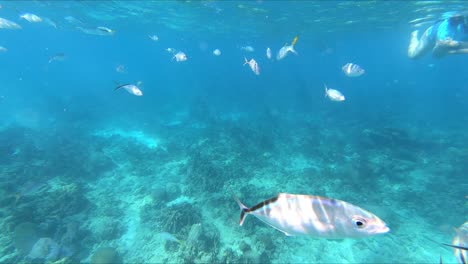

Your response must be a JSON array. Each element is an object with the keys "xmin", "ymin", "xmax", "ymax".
[
  {"xmin": 115, "ymin": 83, "xmax": 130, "ymax": 91},
  {"xmin": 442, "ymin": 243, "xmax": 468, "ymax": 251}
]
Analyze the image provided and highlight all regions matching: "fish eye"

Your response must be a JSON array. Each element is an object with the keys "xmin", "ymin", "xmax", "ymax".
[{"xmin": 352, "ymin": 217, "xmax": 367, "ymax": 229}]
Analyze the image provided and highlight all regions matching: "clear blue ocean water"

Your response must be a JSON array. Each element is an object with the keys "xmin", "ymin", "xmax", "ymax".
[{"xmin": 0, "ymin": 1, "xmax": 467, "ymax": 263}]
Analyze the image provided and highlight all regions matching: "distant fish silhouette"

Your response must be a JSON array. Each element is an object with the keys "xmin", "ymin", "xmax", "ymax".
[
  {"xmin": 115, "ymin": 83, "xmax": 143, "ymax": 96},
  {"xmin": 158, "ymin": 232, "xmax": 182, "ymax": 244},
  {"xmin": 48, "ymin": 53, "xmax": 65, "ymax": 63}
]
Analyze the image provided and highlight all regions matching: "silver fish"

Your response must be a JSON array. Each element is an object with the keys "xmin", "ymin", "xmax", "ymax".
[
  {"xmin": 48, "ymin": 53, "xmax": 65, "ymax": 63},
  {"xmin": 96, "ymin": 26, "xmax": 115, "ymax": 34},
  {"xmin": 241, "ymin": 46, "xmax": 254, "ymax": 52},
  {"xmin": 76, "ymin": 26, "xmax": 114, "ymax": 36},
  {"xmin": 450, "ymin": 222, "xmax": 468, "ymax": 264},
  {"xmin": 20, "ymin": 13, "xmax": 42, "ymax": 23},
  {"xmin": 243, "ymin": 57, "xmax": 260, "ymax": 75},
  {"xmin": 148, "ymin": 34, "xmax": 159, "ymax": 41},
  {"xmin": 116, "ymin": 64, "xmax": 126, "ymax": 73},
  {"xmin": 173, "ymin": 51, "xmax": 187, "ymax": 62},
  {"xmin": 342, "ymin": 63, "xmax": 365, "ymax": 77},
  {"xmin": 158, "ymin": 232, "xmax": 181, "ymax": 244},
  {"xmin": 115, "ymin": 83, "xmax": 143, "ymax": 96},
  {"xmin": 325, "ymin": 84, "xmax": 345, "ymax": 102},
  {"xmin": 0, "ymin": 46, "xmax": 7, "ymax": 52},
  {"xmin": 276, "ymin": 44, "xmax": 297, "ymax": 60},
  {"xmin": 43, "ymin": 17, "xmax": 58, "ymax": 28},
  {"xmin": 213, "ymin": 49, "xmax": 221, "ymax": 56},
  {"xmin": 234, "ymin": 193, "xmax": 389, "ymax": 238},
  {"xmin": 64, "ymin": 16, "xmax": 84, "ymax": 26},
  {"xmin": 0, "ymin": 17, "xmax": 21, "ymax": 29},
  {"xmin": 266, "ymin": 47, "xmax": 272, "ymax": 59}
]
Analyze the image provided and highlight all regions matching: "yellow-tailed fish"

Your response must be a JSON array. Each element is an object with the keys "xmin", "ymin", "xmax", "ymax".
[{"xmin": 276, "ymin": 36, "xmax": 299, "ymax": 60}]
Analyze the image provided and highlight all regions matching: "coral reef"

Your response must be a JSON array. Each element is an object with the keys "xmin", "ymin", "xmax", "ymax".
[
  {"xmin": 179, "ymin": 223, "xmax": 220, "ymax": 262},
  {"xmin": 90, "ymin": 247, "xmax": 122, "ymax": 264},
  {"xmin": 156, "ymin": 202, "xmax": 201, "ymax": 235},
  {"xmin": 13, "ymin": 222, "xmax": 38, "ymax": 255},
  {"xmin": 27, "ymin": 237, "xmax": 61, "ymax": 262}
]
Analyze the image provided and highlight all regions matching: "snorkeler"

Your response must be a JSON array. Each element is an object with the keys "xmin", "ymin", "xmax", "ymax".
[{"xmin": 408, "ymin": 15, "xmax": 468, "ymax": 59}]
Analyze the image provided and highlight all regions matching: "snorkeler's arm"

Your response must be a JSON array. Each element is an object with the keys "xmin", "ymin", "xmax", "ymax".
[
  {"xmin": 447, "ymin": 48, "xmax": 468, "ymax": 54},
  {"xmin": 408, "ymin": 28, "xmax": 435, "ymax": 59},
  {"xmin": 433, "ymin": 40, "xmax": 468, "ymax": 57}
]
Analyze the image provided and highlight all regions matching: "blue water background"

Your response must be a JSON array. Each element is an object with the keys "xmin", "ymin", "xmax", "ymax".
[{"xmin": 0, "ymin": 1, "xmax": 467, "ymax": 263}]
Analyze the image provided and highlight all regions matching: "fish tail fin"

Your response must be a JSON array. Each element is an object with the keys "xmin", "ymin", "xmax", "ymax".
[
  {"xmin": 243, "ymin": 57, "xmax": 248, "ymax": 65},
  {"xmin": 228, "ymin": 188, "xmax": 249, "ymax": 226},
  {"xmin": 291, "ymin": 46, "xmax": 298, "ymax": 55},
  {"xmin": 291, "ymin": 35, "xmax": 299, "ymax": 46},
  {"xmin": 239, "ymin": 209, "xmax": 248, "ymax": 226},
  {"xmin": 324, "ymin": 83, "xmax": 328, "ymax": 97}
]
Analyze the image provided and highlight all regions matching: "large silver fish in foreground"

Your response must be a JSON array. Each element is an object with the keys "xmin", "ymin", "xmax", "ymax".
[
  {"xmin": 234, "ymin": 193, "xmax": 389, "ymax": 238},
  {"xmin": 449, "ymin": 222, "xmax": 467, "ymax": 264}
]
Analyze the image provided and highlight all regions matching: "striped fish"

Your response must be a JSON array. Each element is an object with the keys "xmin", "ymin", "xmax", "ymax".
[
  {"xmin": 234, "ymin": 193, "xmax": 389, "ymax": 238},
  {"xmin": 342, "ymin": 63, "xmax": 365, "ymax": 77},
  {"xmin": 451, "ymin": 222, "xmax": 468, "ymax": 264}
]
